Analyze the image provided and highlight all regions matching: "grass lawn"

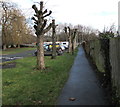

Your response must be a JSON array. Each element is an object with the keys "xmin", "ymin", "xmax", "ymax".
[
  {"xmin": 1, "ymin": 47, "xmax": 36, "ymax": 55},
  {"xmin": 2, "ymin": 50, "xmax": 77, "ymax": 105}
]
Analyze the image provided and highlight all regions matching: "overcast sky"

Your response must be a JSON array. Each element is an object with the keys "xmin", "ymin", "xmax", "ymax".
[{"xmin": 10, "ymin": 0, "xmax": 119, "ymax": 31}]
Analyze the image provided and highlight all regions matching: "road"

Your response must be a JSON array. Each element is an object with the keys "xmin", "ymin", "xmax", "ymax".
[{"xmin": 0, "ymin": 49, "xmax": 36, "ymax": 63}]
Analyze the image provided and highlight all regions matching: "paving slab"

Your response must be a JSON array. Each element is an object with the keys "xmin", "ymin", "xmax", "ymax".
[{"xmin": 57, "ymin": 46, "xmax": 109, "ymax": 105}]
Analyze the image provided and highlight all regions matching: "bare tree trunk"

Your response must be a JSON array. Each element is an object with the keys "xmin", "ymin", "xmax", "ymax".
[
  {"xmin": 64, "ymin": 27, "xmax": 72, "ymax": 53},
  {"xmin": 2, "ymin": 27, "xmax": 7, "ymax": 50},
  {"xmin": 74, "ymin": 36, "xmax": 77, "ymax": 49},
  {"xmin": 51, "ymin": 19, "xmax": 57, "ymax": 59},
  {"xmin": 68, "ymin": 36, "xmax": 72, "ymax": 53},
  {"xmin": 37, "ymin": 35, "xmax": 45, "ymax": 69},
  {"xmin": 72, "ymin": 41, "xmax": 74, "ymax": 55},
  {"xmin": 71, "ymin": 36, "xmax": 76, "ymax": 55},
  {"xmin": 71, "ymin": 29, "xmax": 77, "ymax": 55},
  {"xmin": 3, "ymin": 44, "xmax": 7, "ymax": 50},
  {"xmin": 17, "ymin": 44, "xmax": 20, "ymax": 48},
  {"xmin": 51, "ymin": 33, "xmax": 56, "ymax": 59},
  {"xmin": 68, "ymin": 27, "xmax": 72, "ymax": 53}
]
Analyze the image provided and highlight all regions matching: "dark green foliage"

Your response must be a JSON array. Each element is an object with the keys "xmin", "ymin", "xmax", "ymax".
[{"xmin": 99, "ymin": 31, "xmax": 114, "ymax": 39}]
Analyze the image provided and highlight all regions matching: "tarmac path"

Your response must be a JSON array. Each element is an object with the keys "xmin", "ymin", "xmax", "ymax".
[{"xmin": 57, "ymin": 46, "xmax": 109, "ymax": 105}]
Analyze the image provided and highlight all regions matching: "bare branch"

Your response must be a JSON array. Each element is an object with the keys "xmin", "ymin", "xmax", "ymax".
[
  {"xmin": 68, "ymin": 26, "xmax": 71, "ymax": 32},
  {"xmin": 34, "ymin": 25, "xmax": 37, "ymax": 31},
  {"xmin": 34, "ymin": 21, "xmax": 38, "ymax": 25},
  {"xmin": 64, "ymin": 27, "xmax": 67, "ymax": 34},
  {"xmin": 31, "ymin": 17, "xmax": 37, "ymax": 22},
  {"xmin": 32, "ymin": 5, "xmax": 38, "ymax": 13},
  {"xmin": 43, "ymin": 10, "xmax": 52, "ymax": 18},
  {"xmin": 43, "ymin": 23, "xmax": 52, "ymax": 34},
  {"xmin": 43, "ymin": 9, "xmax": 47, "ymax": 15},
  {"xmin": 40, "ymin": 1, "xmax": 43, "ymax": 11},
  {"xmin": 34, "ymin": 14, "xmax": 38, "ymax": 17},
  {"xmin": 41, "ymin": 19, "xmax": 47, "ymax": 30}
]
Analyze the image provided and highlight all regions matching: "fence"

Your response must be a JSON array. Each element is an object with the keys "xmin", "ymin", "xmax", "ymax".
[
  {"xmin": 84, "ymin": 39, "xmax": 105, "ymax": 73},
  {"xmin": 84, "ymin": 37, "xmax": 120, "ymax": 99},
  {"xmin": 110, "ymin": 38, "xmax": 120, "ymax": 95}
]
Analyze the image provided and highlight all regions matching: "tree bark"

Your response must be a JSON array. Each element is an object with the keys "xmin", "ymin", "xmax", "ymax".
[
  {"xmin": 37, "ymin": 35, "xmax": 45, "ymax": 70},
  {"xmin": 72, "ymin": 41, "xmax": 74, "ymax": 55},
  {"xmin": 51, "ymin": 19, "xmax": 56, "ymax": 59},
  {"xmin": 68, "ymin": 36, "xmax": 72, "ymax": 53},
  {"xmin": 71, "ymin": 29, "xmax": 77, "ymax": 55},
  {"xmin": 68, "ymin": 27, "xmax": 72, "ymax": 53},
  {"xmin": 17, "ymin": 44, "xmax": 20, "ymax": 48},
  {"xmin": 3, "ymin": 44, "xmax": 7, "ymax": 50},
  {"xmin": 51, "ymin": 33, "xmax": 56, "ymax": 59}
]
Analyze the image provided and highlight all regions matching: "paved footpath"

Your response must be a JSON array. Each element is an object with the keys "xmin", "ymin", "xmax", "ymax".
[{"xmin": 57, "ymin": 46, "xmax": 109, "ymax": 105}]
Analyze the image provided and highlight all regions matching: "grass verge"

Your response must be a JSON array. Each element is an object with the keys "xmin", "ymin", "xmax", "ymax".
[
  {"xmin": 1, "ymin": 47, "xmax": 36, "ymax": 55},
  {"xmin": 2, "ymin": 50, "xmax": 77, "ymax": 105}
]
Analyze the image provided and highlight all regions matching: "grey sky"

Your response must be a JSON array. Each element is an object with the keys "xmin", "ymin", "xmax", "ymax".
[{"xmin": 10, "ymin": 0, "xmax": 119, "ymax": 31}]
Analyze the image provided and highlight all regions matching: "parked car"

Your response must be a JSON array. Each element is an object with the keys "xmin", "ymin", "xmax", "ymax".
[
  {"xmin": 59, "ymin": 44, "xmax": 65, "ymax": 51},
  {"xmin": 34, "ymin": 44, "xmax": 63, "ymax": 56},
  {"xmin": 60, "ymin": 42, "xmax": 69, "ymax": 49}
]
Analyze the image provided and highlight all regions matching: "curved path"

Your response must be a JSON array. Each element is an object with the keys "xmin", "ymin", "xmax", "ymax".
[{"xmin": 57, "ymin": 46, "xmax": 110, "ymax": 105}]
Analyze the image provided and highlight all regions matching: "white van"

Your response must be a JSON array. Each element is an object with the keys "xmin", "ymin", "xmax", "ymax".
[{"xmin": 60, "ymin": 42, "xmax": 69, "ymax": 49}]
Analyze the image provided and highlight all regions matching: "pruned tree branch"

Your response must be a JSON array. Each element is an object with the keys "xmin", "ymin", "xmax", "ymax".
[
  {"xmin": 43, "ymin": 9, "xmax": 47, "ymax": 15},
  {"xmin": 40, "ymin": 1, "xmax": 43, "ymax": 11},
  {"xmin": 43, "ymin": 23, "xmax": 52, "ymax": 34},
  {"xmin": 34, "ymin": 21, "xmax": 38, "ymax": 25},
  {"xmin": 32, "ymin": 17, "xmax": 37, "ymax": 22},
  {"xmin": 68, "ymin": 26, "xmax": 71, "ymax": 32},
  {"xmin": 43, "ymin": 10, "xmax": 52, "ymax": 18},
  {"xmin": 32, "ymin": 5, "xmax": 38, "ymax": 13},
  {"xmin": 34, "ymin": 14, "xmax": 38, "ymax": 17},
  {"xmin": 40, "ymin": 19, "xmax": 47, "ymax": 31},
  {"xmin": 34, "ymin": 25, "xmax": 37, "ymax": 31},
  {"xmin": 64, "ymin": 27, "xmax": 67, "ymax": 34}
]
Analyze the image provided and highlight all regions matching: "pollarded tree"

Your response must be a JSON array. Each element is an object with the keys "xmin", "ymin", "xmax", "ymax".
[
  {"xmin": 51, "ymin": 19, "xmax": 58, "ymax": 59},
  {"xmin": 64, "ymin": 26, "xmax": 72, "ymax": 53},
  {"xmin": 64, "ymin": 27, "xmax": 78, "ymax": 54},
  {"xmin": 32, "ymin": 1, "xmax": 53, "ymax": 70},
  {"xmin": 71, "ymin": 29, "xmax": 77, "ymax": 55}
]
